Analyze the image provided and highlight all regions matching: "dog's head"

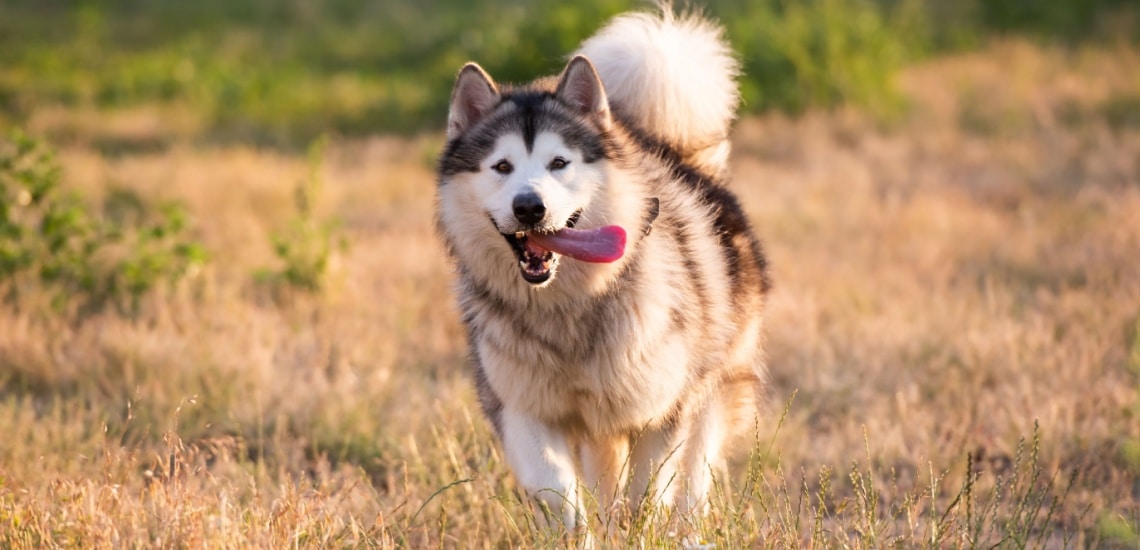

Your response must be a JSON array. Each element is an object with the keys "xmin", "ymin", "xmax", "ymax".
[{"xmin": 437, "ymin": 57, "xmax": 628, "ymax": 288}]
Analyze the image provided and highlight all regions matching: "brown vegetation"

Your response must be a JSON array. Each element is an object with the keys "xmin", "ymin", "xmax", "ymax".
[{"xmin": 2, "ymin": 41, "xmax": 1139, "ymax": 546}]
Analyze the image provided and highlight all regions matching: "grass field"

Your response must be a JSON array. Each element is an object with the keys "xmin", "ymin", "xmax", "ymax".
[{"xmin": 3, "ymin": 24, "xmax": 1140, "ymax": 549}]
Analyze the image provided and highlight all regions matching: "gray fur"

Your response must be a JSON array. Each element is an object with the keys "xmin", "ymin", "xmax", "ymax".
[{"xmin": 436, "ymin": 9, "xmax": 769, "ymax": 533}]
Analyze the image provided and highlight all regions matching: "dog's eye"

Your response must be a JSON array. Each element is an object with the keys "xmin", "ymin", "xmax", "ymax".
[
  {"xmin": 491, "ymin": 160, "xmax": 513, "ymax": 175},
  {"xmin": 549, "ymin": 157, "xmax": 569, "ymax": 170}
]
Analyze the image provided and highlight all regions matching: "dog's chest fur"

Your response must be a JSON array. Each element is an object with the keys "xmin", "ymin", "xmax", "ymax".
[
  {"xmin": 458, "ymin": 204, "xmax": 734, "ymax": 435},
  {"xmin": 466, "ymin": 285, "xmax": 689, "ymax": 434}
]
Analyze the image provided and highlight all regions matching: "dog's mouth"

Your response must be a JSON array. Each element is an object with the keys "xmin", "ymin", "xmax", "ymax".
[
  {"xmin": 496, "ymin": 209, "xmax": 627, "ymax": 285},
  {"xmin": 500, "ymin": 211, "xmax": 582, "ymax": 285},
  {"xmin": 504, "ymin": 233, "xmax": 558, "ymax": 284},
  {"xmin": 496, "ymin": 210, "xmax": 628, "ymax": 285}
]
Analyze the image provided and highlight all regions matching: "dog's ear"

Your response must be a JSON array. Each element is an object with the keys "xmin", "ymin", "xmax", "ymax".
[
  {"xmin": 555, "ymin": 56, "xmax": 612, "ymax": 130},
  {"xmin": 448, "ymin": 63, "xmax": 499, "ymax": 140}
]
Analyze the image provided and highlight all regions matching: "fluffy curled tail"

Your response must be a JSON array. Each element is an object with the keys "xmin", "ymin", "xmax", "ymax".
[{"xmin": 575, "ymin": 8, "xmax": 740, "ymax": 176}]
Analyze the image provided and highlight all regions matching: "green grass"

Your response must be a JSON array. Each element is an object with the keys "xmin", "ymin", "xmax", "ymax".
[
  {"xmin": 2, "ymin": 0, "xmax": 1134, "ymax": 147},
  {"xmin": 0, "ymin": 130, "xmax": 205, "ymax": 317}
]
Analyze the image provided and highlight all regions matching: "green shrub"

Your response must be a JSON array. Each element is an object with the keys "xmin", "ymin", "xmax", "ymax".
[
  {"xmin": 0, "ymin": 0, "xmax": 1134, "ymax": 143},
  {"xmin": 0, "ymin": 0, "xmax": 907, "ymax": 141},
  {"xmin": 974, "ymin": 0, "xmax": 1139, "ymax": 42},
  {"xmin": 256, "ymin": 136, "xmax": 343, "ymax": 295},
  {"xmin": 715, "ymin": 0, "xmax": 925, "ymax": 116},
  {"xmin": 0, "ymin": 130, "xmax": 206, "ymax": 316}
]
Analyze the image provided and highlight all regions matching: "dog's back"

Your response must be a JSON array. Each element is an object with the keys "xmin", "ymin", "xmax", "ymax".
[{"xmin": 576, "ymin": 9, "xmax": 771, "ymax": 447}]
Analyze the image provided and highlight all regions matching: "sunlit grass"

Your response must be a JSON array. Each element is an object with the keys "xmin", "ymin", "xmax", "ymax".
[{"xmin": 1, "ymin": 37, "xmax": 1139, "ymax": 546}]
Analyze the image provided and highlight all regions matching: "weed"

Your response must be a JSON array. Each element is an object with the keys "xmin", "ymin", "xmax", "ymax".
[
  {"xmin": 256, "ymin": 136, "xmax": 343, "ymax": 297},
  {"xmin": 932, "ymin": 422, "xmax": 1081, "ymax": 548},
  {"xmin": 1098, "ymin": 513, "xmax": 1140, "ymax": 547},
  {"xmin": 1102, "ymin": 93, "xmax": 1140, "ymax": 132},
  {"xmin": 0, "ymin": 130, "xmax": 205, "ymax": 317}
]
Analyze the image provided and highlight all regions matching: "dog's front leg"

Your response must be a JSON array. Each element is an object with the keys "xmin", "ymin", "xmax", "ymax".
[
  {"xmin": 500, "ymin": 408, "xmax": 585, "ymax": 535},
  {"xmin": 580, "ymin": 433, "xmax": 631, "ymax": 541}
]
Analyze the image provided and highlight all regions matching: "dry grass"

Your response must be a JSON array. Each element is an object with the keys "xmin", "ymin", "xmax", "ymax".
[{"xmin": 3, "ymin": 40, "xmax": 1140, "ymax": 547}]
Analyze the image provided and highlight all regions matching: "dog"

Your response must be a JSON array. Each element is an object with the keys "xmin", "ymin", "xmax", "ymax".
[{"xmin": 436, "ymin": 8, "xmax": 770, "ymax": 536}]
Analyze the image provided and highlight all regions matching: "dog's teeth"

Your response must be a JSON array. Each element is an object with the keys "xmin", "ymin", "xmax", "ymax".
[{"xmin": 515, "ymin": 231, "xmax": 525, "ymax": 239}]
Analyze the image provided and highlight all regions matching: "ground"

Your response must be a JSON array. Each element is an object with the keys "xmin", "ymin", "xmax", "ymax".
[{"xmin": 1, "ymin": 40, "xmax": 1139, "ymax": 547}]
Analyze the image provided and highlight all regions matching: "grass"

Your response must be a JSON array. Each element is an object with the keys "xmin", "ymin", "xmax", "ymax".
[
  {"xmin": 2, "ymin": 30, "xmax": 1140, "ymax": 549},
  {"xmin": 3, "ymin": 0, "xmax": 1134, "ymax": 147}
]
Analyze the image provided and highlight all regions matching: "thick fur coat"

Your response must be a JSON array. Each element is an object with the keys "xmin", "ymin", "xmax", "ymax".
[{"xmin": 436, "ymin": 9, "xmax": 770, "ymax": 534}]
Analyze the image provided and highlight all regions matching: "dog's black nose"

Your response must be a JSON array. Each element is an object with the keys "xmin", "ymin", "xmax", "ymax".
[{"xmin": 512, "ymin": 193, "xmax": 546, "ymax": 226}]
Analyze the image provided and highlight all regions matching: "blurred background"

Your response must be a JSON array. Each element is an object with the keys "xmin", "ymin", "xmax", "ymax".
[
  {"xmin": 2, "ymin": 0, "xmax": 1140, "ymax": 546},
  {"xmin": 2, "ymin": 0, "xmax": 1137, "ymax": 145}
]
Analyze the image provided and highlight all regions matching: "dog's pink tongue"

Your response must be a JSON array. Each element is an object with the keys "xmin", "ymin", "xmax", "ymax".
[{"xmin": 529, "ymin": 226, "xmax": 626, "ymax": 263}]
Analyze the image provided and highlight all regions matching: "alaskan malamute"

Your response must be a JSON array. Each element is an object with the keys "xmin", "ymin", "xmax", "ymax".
[{"xmin": 436, "ymin": 8, "xmax": 770, "ymax": 536}]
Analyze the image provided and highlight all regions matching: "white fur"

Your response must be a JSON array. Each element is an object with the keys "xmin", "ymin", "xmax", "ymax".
[
  {"xmin": 579, "ymin": 434, "xmax": 630, "ymax": 514},
  {"xmin": 500, "ymin": 408, "xmax": 584, "ymax": 530},
  {"xmin": 575, "ymin": 9, "xmax": 740, "ymax": 165},
  {"xmin": 438, "ymin": 7, "xmax": 766, "ymax": 538},
  {"xmin": 483, "ymin": 133, "xmax": 603, "ymax": 236},
  {"xmin": 474, "ymin": 282, "xmax": 696, "ymax": 434}
]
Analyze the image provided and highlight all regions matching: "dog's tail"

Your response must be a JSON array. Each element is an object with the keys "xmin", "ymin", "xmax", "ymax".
[{"xmin": 575, "ymin": 8, "xmax": 740, "ymax": 176}]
